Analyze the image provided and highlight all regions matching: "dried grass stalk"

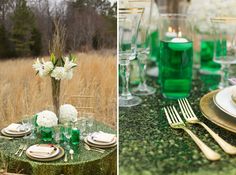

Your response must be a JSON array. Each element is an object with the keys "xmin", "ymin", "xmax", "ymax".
[{"xmin": 49, "ymin": 18, "xmax": 67, "ymax": 117}]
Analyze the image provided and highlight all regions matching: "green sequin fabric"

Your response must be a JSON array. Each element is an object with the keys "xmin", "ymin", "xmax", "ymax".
[
  {"xmin": 0, "ymin": 121, "xmax": 116, "ymax": 175},
  {"xmin": 120, "ymin": 76, "xmax": 236, "ymax": 175}
]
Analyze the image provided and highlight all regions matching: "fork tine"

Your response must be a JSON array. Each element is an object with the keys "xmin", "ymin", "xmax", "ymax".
[
  {"xmin": 178, "ymin": 99, "xmax": 189, "ymax": 119},
  {"xmin": 166, "ymin": 107, "xmax": 176, "ymax": 123},
  {"xmin": 182, "ymin": 98, "xmax": 195, "ymax": 118},
  {"xmin": 163, "ymin": 107, "xmax": 173, "ymax": 125},
  {"xmin": 184, "ymin": 98, "xmax": 197, "ymax": 118},
  {"xmin": 180, "ymin": 98, "xmax": 192, "ymax": 118},
  {"xmin": 169, "ymin": 106, "xmax": 179, "ymax": 123},
  {"xmin": 173, "ymin": 106, "xmax": 184, "ymax": 123}
]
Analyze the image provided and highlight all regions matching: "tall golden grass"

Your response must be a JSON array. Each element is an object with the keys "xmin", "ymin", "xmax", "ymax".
[{"xmin": 0, "ymin": 51, "xmax": 117, "ymax": 128}]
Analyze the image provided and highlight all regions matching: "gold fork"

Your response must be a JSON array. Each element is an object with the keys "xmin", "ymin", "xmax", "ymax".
[
  {"xmin": 15, "ymin": 144, "xmax": 24, "ymax": 155},
  {"xmin": 19, "ymin": 144, "xmax": 27, "ymax": 157},
  {"xmin": 163, "ymin": 106, "xmax": 221, "ymax": 161},
  {"xmin": 178, "ymin": 98, "xmax": 236, "ymax": 155}
]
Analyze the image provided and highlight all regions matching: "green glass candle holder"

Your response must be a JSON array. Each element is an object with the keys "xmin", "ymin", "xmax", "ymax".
[
  {"xmin": 41, "ymin": 127, "xmax": 53, "ymax": 142},
  {"xmin": 71, "ymin": 128, "xmax": 80, "ymax": 145}
]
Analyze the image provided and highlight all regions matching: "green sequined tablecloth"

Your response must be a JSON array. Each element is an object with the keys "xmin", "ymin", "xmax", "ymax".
[
  {"xmin": 0, "ymin": 121, "xmax": 117, "ymax": 175},
  {"xmin": 119, "ymin": 77, "xmax": 236, "ymax": 175}
]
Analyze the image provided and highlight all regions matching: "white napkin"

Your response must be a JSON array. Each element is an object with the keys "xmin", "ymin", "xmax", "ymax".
[
  {"xmin": 91, "ymin": 131, "xmax": 116, "ymax": 143},
  {"xmin": 5, "ymin": 123, "xmax": 22, "ymax": 132},
  {"xmin": 29, "ymin": 145, "xmax": 55, "ymax": 155}
]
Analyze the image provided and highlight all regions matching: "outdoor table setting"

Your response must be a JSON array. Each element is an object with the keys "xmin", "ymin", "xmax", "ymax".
[
  {"xmin": 0, "ymin": 116, "xmax": 117, "ymax": 175},
  {"xmin": 119, "ymin": 1, "xmax": 236, "ymax": 175},
  {"xmin": 0, "ymin": 20, "xmax": 117, "ymax": 175}
]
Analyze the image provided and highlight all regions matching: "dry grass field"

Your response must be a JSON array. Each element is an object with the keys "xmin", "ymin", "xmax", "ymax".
[{"xmin": 0, "ymin": 50, "xmax": 117, "ymax": 128}]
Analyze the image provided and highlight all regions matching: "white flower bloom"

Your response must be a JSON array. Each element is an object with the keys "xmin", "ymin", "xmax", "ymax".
[
  {"xmin": 36, "ymin": 110, "xmax": 58, "ymax": 127},
  {"xmin": 64, "ymin": 57, "xmax": 77, "ymax": 71},
  {"xmin": 59, "ymin": 104, "xmax": 78, "ymax": 124},
  {"xmin": 43, "ymin": 61, "xmax": 54, "ymax": 75},
  {"xmin": 64, "ymin": 70, "xmax": 73, "ymax": 80},
  {"xmin": 51, "ymin": 67, "xmax": 66, "ymax": 80},
  {"xmin": 33, "ymin": 58, "xmax": 54, "ymax": 78},
  {"xmin": 32, "ymin": 58, "xmax": 43, "ymax": 72}
]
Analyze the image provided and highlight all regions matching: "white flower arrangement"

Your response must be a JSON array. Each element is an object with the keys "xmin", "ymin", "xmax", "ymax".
[
  {"xmin": 36, "ymin": 110, "xmax": 58, "ymax": 127},
  {"xmin": 59, "ymin": 104, "xmax": 78, "ymax": 124},
  {"xmin": 188, "ymin": 0, "xmax": 236, "ymax": 34},
  {"xmin": 32, "ymin": 54, "xmax": 77, "ymax": 80}
]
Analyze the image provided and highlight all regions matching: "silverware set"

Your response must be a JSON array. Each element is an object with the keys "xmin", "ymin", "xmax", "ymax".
[
  {"xmin": 15, "ymin": 144, "xmax": 27, "ymax": 157},
  {"xmin": 64, "ymin": 149, "xmax": 75, "ymax": 162},
  {"xmin": 84, "ymin": 144, "xmax": 105, "ymax": 153},
  {"xmin": 164, "ymin": 98, "xmax": 236, "ymax": 161}
]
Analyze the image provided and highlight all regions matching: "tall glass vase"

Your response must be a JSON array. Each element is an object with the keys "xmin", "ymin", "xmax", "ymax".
[{"xmin": 51, "ymin": 77, "xmax": 60, "ymax": 117}]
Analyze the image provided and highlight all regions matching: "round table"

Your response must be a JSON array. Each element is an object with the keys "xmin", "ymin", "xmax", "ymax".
[{"xmin": 0, "ymin": 121, "xmax": 116, "ymax": 175}]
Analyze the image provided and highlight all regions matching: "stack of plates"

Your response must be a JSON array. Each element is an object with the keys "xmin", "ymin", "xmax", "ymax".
[
  {"xmin": 200, "ymin": 86, "xmax": 236, "ymax": 133},
  {"xmin": 1, "ymin": 125, "xmax": 31, "ymax": 138},
  {"xmin": 26, "ymin": 144, "xmax": 64, "ymax": 162},
  {"xmin": 84, "ymin": 133, "xmax": 117, "ymax": 149}
]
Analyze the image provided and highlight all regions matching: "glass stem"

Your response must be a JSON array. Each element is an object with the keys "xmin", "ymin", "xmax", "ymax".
[
  {"xmin": 220, "ymin": 64, "xmax": 230, "ymax": 88},
  {"xmin": 120, "ymin": 61, "xmax": 131, "ymax": 97},
  {"xmin": 138, "ymin": 54, "xmax": 147, "ymax": 87}
]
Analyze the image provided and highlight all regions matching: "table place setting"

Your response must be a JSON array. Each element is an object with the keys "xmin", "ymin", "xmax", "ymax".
[
  {"xmin": 1, "ymin": 123, "xmax": 31, "ymax": 138},
  {"xmin": 84, "ymin": 131, "xmax": 117, "ymax": 149},
  {"xmin": 25, "ymin": 144, "xmax": 64, "ymax": 162}
]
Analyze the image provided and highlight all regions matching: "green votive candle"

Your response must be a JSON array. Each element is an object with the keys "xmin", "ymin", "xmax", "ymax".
[
  {"xmin": 159, "ymin": 38, "xmax": 193, "ymax": 99},
  {"xmin": 71, "ymin": 127, "xmax": 80, "ymax": 145}
]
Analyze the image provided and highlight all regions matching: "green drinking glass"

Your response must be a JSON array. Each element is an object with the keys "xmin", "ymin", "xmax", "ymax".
[
  {"xmin": 41, "ymin": 127, "xmax": 53, "ymax": 142},
  {"xmin": 159, "ymin": 14, "xmax": 193, "ymax": 99},
  {"xmin": 200, "ymin": 39, "xmax": 221, "ymax": 73},
  {"xmin": 71, "ymin": 128, "xmax": 80, "ymax": 145}
]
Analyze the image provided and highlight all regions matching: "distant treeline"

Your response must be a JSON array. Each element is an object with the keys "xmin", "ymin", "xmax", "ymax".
[{"xmin": 0, "ymin": 0, "xmax": 117, "ymax": 58}]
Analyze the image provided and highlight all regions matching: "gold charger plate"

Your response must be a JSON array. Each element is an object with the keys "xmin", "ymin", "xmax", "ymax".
[
  {"xmin": 200, "ymin": 90, "xmax": 236, "ymax": 133},
  {"xmin": 26, "ymin": 145, "xmax": 65, "ymax": 162}
]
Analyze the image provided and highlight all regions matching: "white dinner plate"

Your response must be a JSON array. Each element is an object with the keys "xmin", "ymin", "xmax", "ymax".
[
  {"xmin": 26, "ymin": 144, "xmax": 60, "ymax": 159},
  {"xmin": 84, "ymin": 137, "xmax": 117, "ymax": 148},
  {"xmin": 4, "ymin": 127, "xmax": 31, "ymax": 135},
  {"xmin": 87, "ymin": 135, "xmax": 117, "ymax": 146},
  {"xmin": 213, "ymin": 85, "xmax": 236, "ymax": 118}
]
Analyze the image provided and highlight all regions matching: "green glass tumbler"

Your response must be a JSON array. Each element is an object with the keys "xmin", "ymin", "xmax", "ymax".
[
  {"xmin": 200, "ymin": 39, "xmax": 221, "ymax": 73},
  {"xmin": 41, "ymin": 127, "xmax": 53, "ymax": 142},
  {"xmin": 71, "ymin": 128, "xmax": 80, "ymax": 145}
]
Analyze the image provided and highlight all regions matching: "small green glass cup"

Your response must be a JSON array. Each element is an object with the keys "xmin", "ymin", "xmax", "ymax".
[
  {"xmin": 71, "ymin": 128, "xmax": 80, "ymax": 145},
  {"xmin": 41, "ymin": 127, "xmax": 53, "ymax": 142}
]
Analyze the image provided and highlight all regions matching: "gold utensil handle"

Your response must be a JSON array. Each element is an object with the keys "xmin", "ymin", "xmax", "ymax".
[
  {"xmin": 18, "ymin": 149, "xmax": 24, "ymax": 157},
  {"xmin": 199, "ymin": 122, "xmax": 236, "ymax": 155},
  {"xmin": 64, "ymin": 153, "xmax": 67, "ymax": 162},
  {"xmin": 15, "ymin": 148, "xmax": 21, "ymax": 155},
  {"xmin": 71, "ymin": 154, "xmax": 73, "ymax": 160},
  {"xmin": 183, "ymin": 127, "xmax": 221, "ymax": 161}
]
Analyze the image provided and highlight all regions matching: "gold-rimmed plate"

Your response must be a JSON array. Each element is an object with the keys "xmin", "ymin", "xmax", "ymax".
[
  {"xmin": 26, "ymin": 145, "xmax": 64, "ymax": 162},
  {"xmin": 26, "ymin": 144, "xmax": 60, "ymax": 159},
  {"xmin": 84, "ymin": 137, "xmax": 117, "ymax": 148},
  {"xmin": 87, "ymin": 135, "xmax": 117, "ymax": 146},
  {"xmin": 1, "ymin": 128, "xmax": 31, "ymax": 138},
  {"xmin": 213, "ymin": 85, "xmax": 236, "ymax": 118},
  {"xmin": 200, "ymin": 90, "xmax": 236, "ymax": 133}
]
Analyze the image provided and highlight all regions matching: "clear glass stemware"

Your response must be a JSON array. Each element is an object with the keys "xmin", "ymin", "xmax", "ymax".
[
  {"xmin": 211, "ymin": 17, "xmax": 236, "ymax": 88},
  {"xmin": 119, "ymin": 8, "xmax": 143, "ymax": 107}
]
